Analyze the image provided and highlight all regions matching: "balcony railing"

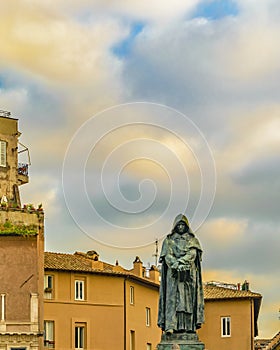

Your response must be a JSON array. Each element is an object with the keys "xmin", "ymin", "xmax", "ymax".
[{"xmin": 18, "ymin": 163, "xmax": 29, "ymax": 176}]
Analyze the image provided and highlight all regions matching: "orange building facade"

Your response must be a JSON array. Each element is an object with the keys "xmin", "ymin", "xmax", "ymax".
[
  {"xmin": 44, "ymin": 252, "xmax": 262, "ymax": 350},
  {"xmin": 44, "ymin": 252, "xmax": 161, "ymax": 350},
  {"xmin": 198, "ymin": 282, "xmax": 262, "ymax": 350}
]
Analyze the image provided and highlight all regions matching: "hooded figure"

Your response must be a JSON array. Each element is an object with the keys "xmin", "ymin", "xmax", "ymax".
[{"xmin": 158, "ymin": 214, "xmax": 204, "ymax": 334}]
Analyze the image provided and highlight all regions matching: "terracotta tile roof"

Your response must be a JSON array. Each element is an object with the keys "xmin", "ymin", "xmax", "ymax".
[
  {"xmin": 44, "ymin": 252, "xmax": 160, "ymax": 288},
  {"xmin": 44, "ymin": 252, "xmax": 262, "ymax": 303},
  {"xmin": 44, "ymin": 251, "xmax": 148, "ymax": 275},
  {"xmin": 204, "ymin": 284, "xmax": 262, "ymax": 300},
  {"xmin": 44, "ymin": 252, "xmax": 130, "ymax": 275},
  {"xmin": 44, "ymin": 252, "xmax": 93, "ymax": 272},
  {"xmin": 255, "ymin": 338, "xmax": 271, "ymax": 350},
  {"xmin": 264, "ymin": 331, "xmax": 280, "ymax": 350}
]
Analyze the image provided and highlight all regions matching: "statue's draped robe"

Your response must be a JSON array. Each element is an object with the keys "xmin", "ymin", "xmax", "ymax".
[{"xmin": 158, "ymin": 214, "xmax": 204, "ymax": 332}]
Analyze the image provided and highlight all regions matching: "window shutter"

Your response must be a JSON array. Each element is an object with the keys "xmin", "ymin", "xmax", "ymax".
[{"xmin": 0, "ymin": 141, "xmax": 6, "ymax": 167}]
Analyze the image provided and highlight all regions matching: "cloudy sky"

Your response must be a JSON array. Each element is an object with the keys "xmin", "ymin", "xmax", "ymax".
[{"xmin": 0, "ymin": 0, "xmax": 279, "ymax": 338}]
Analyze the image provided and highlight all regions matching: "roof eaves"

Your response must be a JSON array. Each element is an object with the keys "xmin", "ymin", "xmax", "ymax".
[{"xmin": 44, "ymin": 265, "xmax": 160, "ymax": 287}]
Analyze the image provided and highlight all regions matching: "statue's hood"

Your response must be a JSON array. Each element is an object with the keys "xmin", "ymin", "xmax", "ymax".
[{"xmin": 172, "ymin": 214, "xmax": 190, "ymax": 230}]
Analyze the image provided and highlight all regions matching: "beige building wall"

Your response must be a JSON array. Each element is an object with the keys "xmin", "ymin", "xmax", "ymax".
[
  {"xmin": 45, "ymin": 300, "xmax": 124, "ymax": 349},
  {"xmin": 125, "ymin": 279, "xmax": 161, "ymax": 350},
  {"xmin": 45, "ymin": 271, "xmax": 124, "ymax": 350},
  {"xmin": 198, "ymin": 298, "xmax": 254, "ymax": 350},
  {"xmin": 44, "ymin": 259, "xmax": 161, "ymax": 350},
  {"xmin": 44, "ymin": 254, "xmax": 262, "ymax": 350}
]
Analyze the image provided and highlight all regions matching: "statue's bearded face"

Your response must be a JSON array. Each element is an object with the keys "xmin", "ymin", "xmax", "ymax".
[{"xmin": 176, "ymin": 221, "xmax": 187, "ymax": 234}]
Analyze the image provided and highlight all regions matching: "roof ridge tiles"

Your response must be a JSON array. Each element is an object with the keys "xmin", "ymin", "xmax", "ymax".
[
  {"xmin": 44, "ymin": 251, "xmax": 130, "ymax": 274},
  {"xmin": 203, "ymin": 284, "xmax": 262, "ymax": 299}
]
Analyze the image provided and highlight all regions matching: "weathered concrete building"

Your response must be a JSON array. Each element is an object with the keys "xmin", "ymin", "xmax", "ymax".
[{"xmin": 0, "ymin": 111, "xmax": 44, "ymax": 350}]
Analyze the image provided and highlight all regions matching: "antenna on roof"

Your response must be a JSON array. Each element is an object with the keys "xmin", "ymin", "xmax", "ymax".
[{"xmin": 152, "ymin": 238, "xmax": 159, "ymax": 267}]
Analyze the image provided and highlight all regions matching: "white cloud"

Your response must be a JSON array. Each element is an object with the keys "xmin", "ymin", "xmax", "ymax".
[
  {"xmin": 214, "ymin": 106, "xmax": 280, "ymax": 174},
  {"xmin": 0, "ymin": 1, "xmax": 126, "ymax": 88},
  {"xmin": 31, "ymin": 0, "xmax": 200, "ymax": 24},
  {"xmin": 0, "ymin": 88, "xmax": 29, "ymax": 114},
  {"xmin": 200, "ymin": 217, "xmax": 248, "ymax": 247}
]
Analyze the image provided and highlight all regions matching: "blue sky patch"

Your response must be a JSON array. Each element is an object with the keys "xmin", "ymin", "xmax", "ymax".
[
  {"xmin": 192, "ymin": 0, "xmax": 239, "ymax": 20},
  {"xmin": 113, "ymin": 22, "xmax": 145, "ymax": 58}
]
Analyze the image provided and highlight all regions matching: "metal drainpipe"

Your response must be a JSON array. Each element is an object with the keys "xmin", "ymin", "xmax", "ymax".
[
  {"xmin": 250, "ymin": 298, "xmax": 253, "ymax": 350},
  {"xmin": 124, "ymin": 277, "xmax": 127, "ymax": 350}
]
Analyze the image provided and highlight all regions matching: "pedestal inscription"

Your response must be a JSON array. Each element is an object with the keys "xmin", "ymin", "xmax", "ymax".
[{"xmin": 157, "ymin": 332, "xmax": 205, "ymax": 350}]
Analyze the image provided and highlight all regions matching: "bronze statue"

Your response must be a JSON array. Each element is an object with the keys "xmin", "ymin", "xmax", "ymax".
[{"xmin": 158, "ymin": 214, "xmax": 204, "ymax": 335}]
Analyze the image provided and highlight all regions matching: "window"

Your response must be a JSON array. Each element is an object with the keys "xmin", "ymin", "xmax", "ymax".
[
  {"xmin": 0, "ymin": 141, "xmax": 7, "ymax": 167},
  {"xmin": 75, "ymin": 325, "xmax": 85, "ymax": 349},
  {"xmin": 130, "ymin": 330, "xmax": 135, "ymax": 350},
  {"xmin": 146, "ymin": 343, "xmax": 152, "ymax": 350},
  {"xmin": 221, "ymin": 316, "xmax": 231, "ymax": 337},
  {"xmin": 75, "ymin": 280, "xmax": 85, "ymax": 300},
  {"xmin": 146, "ymin": 307, "xmax": 151, "ymax": 326},
  {"xmin": 130, "ymin": 286, "xmax": 134, "ymax": 305},
  {"xmin": 1, "ymin": 294, "xmax": 5, "ymax": 321},
  {"xmin": 44, "ymin": 320, "xmax": 55, "ymax": 348},
  {"xmin": 44, "ymin": 275, "xmax": 53, "ymax": 299}
]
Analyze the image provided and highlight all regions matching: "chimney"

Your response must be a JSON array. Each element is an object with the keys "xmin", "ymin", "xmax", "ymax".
[
  {"xmin": 242, "ymin": 280, "xmax": 249, "ymax": 291},
  {"xmin": 132, "ymin": 256, "xmax": 144, "ymax": 277},
  {"xmin": 86, "ymin": 250, "xmax": 99, "ymax": 261},
  {"xmin": 149, "ymin": 265, "xmax": 160, "ymax": 283},
  {"xmin": 113, "ymin": 259, "xmax": 125, "ymax": 272}
]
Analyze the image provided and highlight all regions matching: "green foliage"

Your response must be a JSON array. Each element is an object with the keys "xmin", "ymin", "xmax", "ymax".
[
  {"xmin": 26, "ymin": 203, "xmax": 35, "ymax": 211},
  {"xmin": 0, "ymin": 221, "xmax": 37, "ymax": 236},
  {"xmin": 3, "ymin": 221, "xmax": 12, "ymax": 229}
]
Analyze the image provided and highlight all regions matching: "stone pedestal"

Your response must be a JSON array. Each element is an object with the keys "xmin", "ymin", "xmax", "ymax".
[{"xmin": 157, "ymin": 332, "xmax": 205, "ymax": 350}]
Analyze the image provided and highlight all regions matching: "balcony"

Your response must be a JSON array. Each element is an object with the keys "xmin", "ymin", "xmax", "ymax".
[
  {"xmin": 17, "ymin": 163, "xmax": 29, "ymax": 185},
  {"xmin": 18, "ymin": 163, "xmax": 28, "ymax": 176}
]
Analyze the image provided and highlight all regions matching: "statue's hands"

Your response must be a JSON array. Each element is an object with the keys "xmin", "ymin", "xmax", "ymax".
[
  {"xmin": 170, "ymin": 261, "xmax": 179, "ymax": 269},
  {"xmin": 178, "ymin": 264, "xmax": 188, "ymax": 271},
  {"xmin": 170, "ymin": 260, "xmax": 191, "ymax": 271},
  {"xmin": 177, "ymin": 261, "xmax": 191, "ymax": 270}
]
